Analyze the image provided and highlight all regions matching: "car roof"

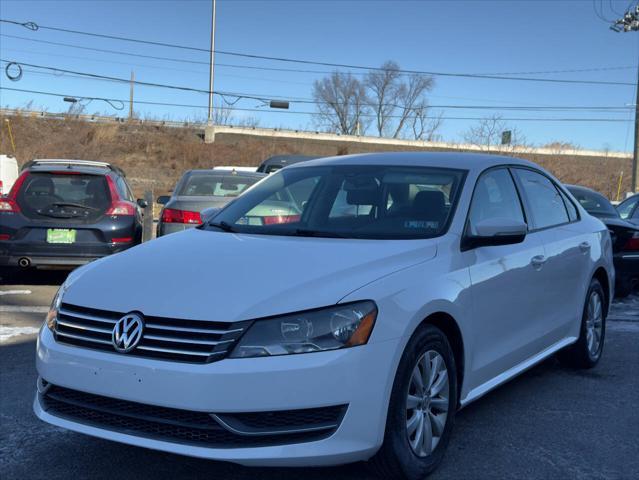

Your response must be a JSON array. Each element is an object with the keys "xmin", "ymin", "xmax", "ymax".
[
  {"xmin": 286, "ymin": 152, "xmax": 541, "ymax": 172},
  {"xmin": 22, "ymin": 159, "xmax": 123, "ymax": 177},
  {"xmin": 565, "ymin": 184, "xmax": 603, "ymax": 195},
  {"xmin": 184, "ymin": 169, "xmax": 265, "ymax": 179},
  {"xmin": 259, "ymin": 155, "xmax": 321, "ymax": 166}
]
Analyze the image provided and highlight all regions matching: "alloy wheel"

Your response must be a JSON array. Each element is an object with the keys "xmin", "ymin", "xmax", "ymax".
[
  {"xmin": 405, "ymin": 350, "xmax": 449, "ymax": 457},
  {"xmin": 585, "ymin": 291, "xmax": 603, "ymax": 358}
]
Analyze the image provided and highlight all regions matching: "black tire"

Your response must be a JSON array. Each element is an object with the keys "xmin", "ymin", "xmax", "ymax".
[
  {"xmin": 557, "ymin": 278, "xmax": 606, "ymax": 369},
  {"xmin": 369, "ymin": 324, "xmax": 457, "ymax": 480}
]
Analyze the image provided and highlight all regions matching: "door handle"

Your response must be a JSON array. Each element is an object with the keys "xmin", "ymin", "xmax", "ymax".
[
  {"xmin": 531, "ymin": 255, "xmax": 547, "ymax": 269},
  {"xmin": 579, "ymin": 241, "xmax": 591, "ymax": 253}
]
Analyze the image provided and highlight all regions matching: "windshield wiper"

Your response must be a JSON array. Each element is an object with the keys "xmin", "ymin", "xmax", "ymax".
[
  {"xmin": 50, "ymin": 202, "xmax": 98, "ymax": 211},
  {"xmin": 294, "ymin": 228, "xmax": 347, "ymax": 238},
  {"xmin": 208, "ymin": 220, "xmax": 237, "ymax": 233}
]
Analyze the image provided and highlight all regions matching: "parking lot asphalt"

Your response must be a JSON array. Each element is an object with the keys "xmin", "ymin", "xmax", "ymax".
[{"xmin": 1, "ymin": 268, "xmax": 638, "ymax": 480}]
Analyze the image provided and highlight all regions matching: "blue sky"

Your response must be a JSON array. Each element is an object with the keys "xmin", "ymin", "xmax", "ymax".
[{"xmin": 0, "ymin": 0, "xmax": 637, "ymax": 151}]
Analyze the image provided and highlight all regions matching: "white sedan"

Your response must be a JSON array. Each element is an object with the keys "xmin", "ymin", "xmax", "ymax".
[{"xmin": 34, "ymin": 152, "xmax": 613, "ymax": 479}]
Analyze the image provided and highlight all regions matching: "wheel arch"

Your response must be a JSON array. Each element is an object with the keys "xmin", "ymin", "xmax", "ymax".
[
  {"xmin": 592, "ymin": 266, "xmax": 611, "ymax": 312},
  {"xmin": 419, "ymin": 312, "xmax": 465, "ymax": 405}
]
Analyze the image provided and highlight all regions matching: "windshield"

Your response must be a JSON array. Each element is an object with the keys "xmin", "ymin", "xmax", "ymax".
[
  {"xmin": 178, "ymin": 173, "xmax": 261, "ymax": 197},
  {"xmin": 568, "ymin": 187, "xmax": 618, "ymax": 217},
  {"xmin": 205, "ymin": 165, "xmax": 466, "ymax": 239}
]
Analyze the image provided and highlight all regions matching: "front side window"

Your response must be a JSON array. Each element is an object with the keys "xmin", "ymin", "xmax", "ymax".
[
  {"xmin": 514, "ymin": 169, "xmax": 569, "ymax": 230},
  {"xmin": 207, "ymin": 165, "xmax": 466, "ymax": 239},
  {"xmin": 468, "ymin": 168, "xmax": 525, "ymax": 233}
]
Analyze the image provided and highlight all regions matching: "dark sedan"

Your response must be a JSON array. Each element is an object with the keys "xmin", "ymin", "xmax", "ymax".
[
  {"xmin": 157, "ymin": 169, "xmax": 265, "ymax": 237},
  {"xmin": 567, "ymin": 185, "xmax": 639, "ymax": 297},
  {"xmin": 617, "ymin": 193, "xmax": 639, "ymax": 226}
]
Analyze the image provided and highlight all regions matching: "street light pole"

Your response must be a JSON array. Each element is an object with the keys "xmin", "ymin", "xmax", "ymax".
[{"xmin": 207, "ymin": 0, "xmax": 217, "ymax": 125}]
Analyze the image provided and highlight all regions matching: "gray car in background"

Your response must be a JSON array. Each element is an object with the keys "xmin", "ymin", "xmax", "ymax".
[{"xmin": 156, "ymin": 169, "xmax": 265, "ymax": 237}]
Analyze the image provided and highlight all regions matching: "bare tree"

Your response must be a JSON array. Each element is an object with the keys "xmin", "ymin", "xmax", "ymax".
[
  {"xmin": 365, "ymin": 62, "xmax": 434, "ymax": 139},
  {"xmin": 235, "ymin": 116, "xmax": 261, "ymax": 128},
  {"xmin": 212, "ymin": 105, "xmax": 234, "ymax": 125},
  {"xmin": 365, "ymin": 61, "xmax": 402, "ymax": 136},
  {"xmin": 391, "ymin": 73, "xmax": 434, "ymax": 138},
  {"xmin": 463, "ymin": 115, "xmax": 527, "ymax": 152},
  {"xmin": 410, "ymin": 104, "xmax": 444, "ymax": 141},
  {"xmin": 313, "ymin": 72, "xmax": 369, "ymax": 135}
]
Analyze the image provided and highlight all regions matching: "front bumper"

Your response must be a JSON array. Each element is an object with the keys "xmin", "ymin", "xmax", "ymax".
[{"xmin": 34, "ymin": 326, "xmax": 399, "ymax": 466}]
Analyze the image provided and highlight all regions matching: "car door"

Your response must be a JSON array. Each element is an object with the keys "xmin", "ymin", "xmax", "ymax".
[
  {"xmin": 462, "ymin": 167, "xmax": 546, "ymax": 390},
  {"xmin": 512, "ymin": 168, "xmax": 590, "ymax": 348}
]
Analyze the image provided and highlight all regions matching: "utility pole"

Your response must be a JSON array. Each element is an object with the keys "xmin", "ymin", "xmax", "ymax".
[
  {"xmin": 611, "ymin": 3, "xmax": 639, "ymax": 192},
  {"xmin": 207, "ymin": 0, "xmax": 217, "ymax": 124},
  {"xmin": 632, "ymin": 63, "xmax": 639, "ymax": 193},
  {"xmin": 129, "ymin": 71, "xmax": 135, "ymax": 120}
]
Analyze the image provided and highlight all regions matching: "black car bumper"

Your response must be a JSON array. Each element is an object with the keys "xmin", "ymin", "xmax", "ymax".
[
  {"xmin": 0, "ymin": 244, "xmax": 133, "ymax": 268},
  {"xmin": 614, "ymin": 252, "xmax": 639, "ymax": 290}
]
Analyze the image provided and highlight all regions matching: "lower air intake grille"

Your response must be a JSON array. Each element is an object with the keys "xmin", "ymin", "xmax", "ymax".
[
  {"xmin": 41, "ymin": 385, "xmax": 346, "ymax": 448},
  {"xmin": 54, "ymin": 302, "xmax": 251, "ymax": 364}
]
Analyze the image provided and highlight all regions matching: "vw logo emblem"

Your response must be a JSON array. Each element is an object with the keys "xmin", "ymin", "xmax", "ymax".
[{"xmin": 112, "ymin": 313, "xmax": 144, "ymax": 353}]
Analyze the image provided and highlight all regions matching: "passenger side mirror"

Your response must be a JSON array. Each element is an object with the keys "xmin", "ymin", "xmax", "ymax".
[
  {"xmin": 462, "ymin": 218, "xmax": 527, "ymax": 251},
  {"xmin": 157, "ymin": 195, "xmax": 170, "ymax": 205},
  {"xmin": 137, "ymin": 198, "xmax": 148, "ymax": 208}
]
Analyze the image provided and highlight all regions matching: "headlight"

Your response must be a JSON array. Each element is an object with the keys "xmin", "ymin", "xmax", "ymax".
[
  {"xmin": 45, "ymin": 283, "xmax": 67, "ymax": 331},
  {"xmin": 229, "ymin": 301, "xmax": 377, "ymax": 358}
]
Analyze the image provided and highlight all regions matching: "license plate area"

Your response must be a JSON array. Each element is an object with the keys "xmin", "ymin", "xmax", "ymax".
[{"xmin": 46, "ymin": 229, "xmax": 77, "ymax": 244}]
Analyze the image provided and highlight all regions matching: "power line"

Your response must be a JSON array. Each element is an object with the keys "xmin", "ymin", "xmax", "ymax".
[
  {"xmin": 2, "ymin": 33, "xmax": 635, "ymax": 79},
  {"xmin": 1, "ymin": 86, "xmax": 634, "ymax": 123},
  {"xmin": 0, "ymin": 19, "xmax": 635, "ymax": 86},
  {"xmin": 2, "ymin": 61, "xmax": 634, "ymax": 115}
]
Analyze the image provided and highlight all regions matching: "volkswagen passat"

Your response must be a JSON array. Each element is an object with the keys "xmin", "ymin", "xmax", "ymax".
[{"xmin": 35, "ymin": 153, "xmax": 613, "ymax": 479}]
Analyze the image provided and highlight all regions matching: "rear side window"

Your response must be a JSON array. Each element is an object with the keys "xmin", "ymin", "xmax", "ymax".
[
  {"xmin": 468, "ymin": 168, "xmax": 525, "ymax": 232},
  {"xmin": 514, "ymin": 169, "xmax": 569, "ymax": 230},
  {"xmin": 618, "ymin": 196, "xmax": 639, "ymax": 220},
  {"xmin": 17, "ymin": 173, "xmax": 111, "ymax": 215},
  {"xmin": 558, "ymin": 189, "xmax": 579, "ymax": 221},
  {"xmin": 115, "ymin": 176, "xmax": 134, "ymax": 201}
]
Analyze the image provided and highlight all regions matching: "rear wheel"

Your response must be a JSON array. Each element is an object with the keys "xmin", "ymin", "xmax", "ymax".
[
  {"xmin": 369, "ymin": 325, "xmax": 457, "ymax": 480},
  {"xmin": 557, "ymin": 278, "xmax": 606, "ymax": 368}
]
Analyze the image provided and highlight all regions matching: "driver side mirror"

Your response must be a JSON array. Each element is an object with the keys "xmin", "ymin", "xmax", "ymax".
[
  {"xmin": 462, "ymin": 218, "xmax": 527, "ymax": 251},
  {"xmin": 157, "ymin": 195, "xmax": 170, "ymax": 205},
  {"xmin": 136, "ymin": 198, "xmax": 148, "ymax": 209}
]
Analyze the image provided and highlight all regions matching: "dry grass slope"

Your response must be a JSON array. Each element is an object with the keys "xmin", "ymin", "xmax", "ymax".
[{"xmin": 1, "ymin": 113, "xmax": 631, "ymax": 199}]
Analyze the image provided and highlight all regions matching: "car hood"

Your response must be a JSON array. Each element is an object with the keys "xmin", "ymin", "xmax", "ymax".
[{"xmin": 64, "ymin": 228, "xmax": 438, "ymax": 322}]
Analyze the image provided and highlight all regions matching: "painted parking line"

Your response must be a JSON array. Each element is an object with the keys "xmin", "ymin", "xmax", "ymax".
[{"xmin": 0, "ymin": 290, "xmax": 32, "ymax": 296}]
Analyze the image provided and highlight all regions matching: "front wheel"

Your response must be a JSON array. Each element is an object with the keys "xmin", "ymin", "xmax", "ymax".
[
  {"xmin": 557, "ymin": 278, "xmax": 606, "ymax": 368},
  {"xmin": 369, "ymin": 325, "xmax": 457, "ymax": 480}
]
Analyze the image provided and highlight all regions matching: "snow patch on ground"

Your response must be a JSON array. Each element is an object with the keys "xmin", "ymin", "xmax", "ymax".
[
  {"xmin": 610, "ymin": 294, "xmax": 639, "ymax": 321},
  {"xmin": 0, "ymin": 326, "xmax": 40, "ymax": 342}
]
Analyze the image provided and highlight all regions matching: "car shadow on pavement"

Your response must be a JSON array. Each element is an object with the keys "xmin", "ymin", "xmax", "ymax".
[{"xmin": 0, "ymin": 267, "xmax": 70, "ymax": 286}]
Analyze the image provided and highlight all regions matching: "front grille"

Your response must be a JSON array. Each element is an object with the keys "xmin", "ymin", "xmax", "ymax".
[
  {"xmin": 54, "ymin": 303, "xmax": 251, "ymax": 364},
  {"xmin": 41, "ymin": 385, "xmax": 346, "ymax": 448}
]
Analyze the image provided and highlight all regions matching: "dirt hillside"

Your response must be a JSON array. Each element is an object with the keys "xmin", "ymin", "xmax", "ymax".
[{"xmin": 0, "ymin": 114, "xmax": 631, "ymax": 199}]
